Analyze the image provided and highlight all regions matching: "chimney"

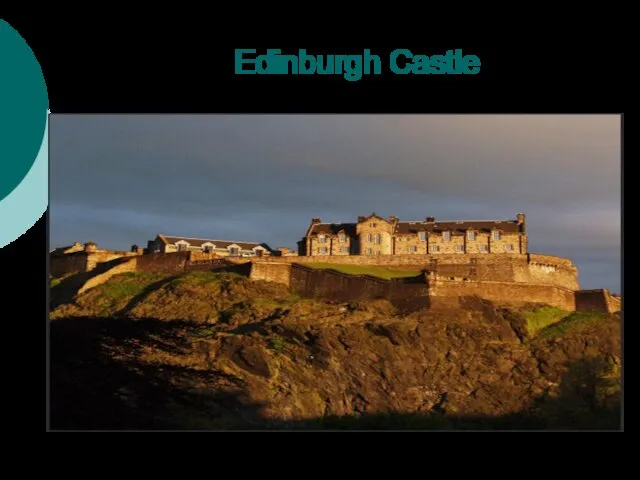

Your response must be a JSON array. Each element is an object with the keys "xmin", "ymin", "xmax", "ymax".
[
  {"xmin": 388, "ymin": 215, "xmax": 398, "ymax": 223},
  {"xmin": 311, "ymin": 217, "xmax": 321, "ymax": 225},
  {"xmin": 426, "ymin": 216, "xmax": 435, "ymax": 222},
  {"xmin": 84, "ymin": 242, "xmax": 97, "ymax": 253},
  {"xmin": 516, "ymin": 212, "xmax": 526, "ymax": 225},
  {"xmin": 357, "ymin": 216, "xmax": 366, "ymax": 223}
]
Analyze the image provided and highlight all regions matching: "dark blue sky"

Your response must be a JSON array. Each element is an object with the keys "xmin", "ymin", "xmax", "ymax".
[{"xmin": 50, "ymin": 115, "xmax": 621, "ymax": 291}]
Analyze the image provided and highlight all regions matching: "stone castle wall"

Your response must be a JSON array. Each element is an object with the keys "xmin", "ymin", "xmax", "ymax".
[
  {"xmin": 51, "ymin": 252, "xmax": 88, "ymax": 278},
  {"xmin": 575, "ymin": 289, "xmax": 621, "ymax": 313},
  {"xmin": 51, "ymin": 249, "xmax": 140, "ymax": 278},
  {"xmin": 244, "ymin": 253, "xmax": 579, "ymax": 291},
  {"xmin": 54, "ymin": 250, "xmax": 618, "ymax": 315},
  {"xmin": 250, "ymin": 262, "xmax": 292, "ymax": 286},
  {"xmin": 289, "ymin": 264, "xmax": 430, "ymax": 311},
  {"xmin": 427, "ymin": 274, "xmax": 577, "ymax": 311}
]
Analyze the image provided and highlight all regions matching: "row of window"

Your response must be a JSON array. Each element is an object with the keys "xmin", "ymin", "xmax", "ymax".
[
  {"xmin": 318, "ymin": 247, "xmax": 350, "ymax": 254},
  {"xmin": 318, "ymin": 234, "xmax": 348, "ymax": 244},
  {"xmin": 317, "ymin": 244, "xmax": 516, "ymax": 254},
  {"xmin": 317, "ymin": 231, "xmax": 504, "ymax": 243},
  {"xmin": 418, "ymin": 231, "xmax": 502, "ymax": 241},
  {"xmin": 175, "ymin": 244, "xmax": 242, "ymax": 255}
]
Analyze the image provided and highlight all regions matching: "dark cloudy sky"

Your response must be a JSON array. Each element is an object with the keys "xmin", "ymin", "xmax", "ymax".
[{"xmin": 50, "ymin": 115, "xmax": 621, "ymax": 291}]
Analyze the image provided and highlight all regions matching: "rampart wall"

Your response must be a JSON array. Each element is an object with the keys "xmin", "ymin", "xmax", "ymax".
[
  {"xmin": 427, "ymin": 275, "xmax": 577, "ymax": 311},
  {"xmin": 289, "ymin": 265, "xmax": 430, "ymax": 311},
  {"xmin": 51, "ymin": 252, "xmax": 88, "ymax": 278},
  {"xmin": 54, "ymin": 250, "xmax": 618, "ymax": 315},
  {"xmin": 246, "ymin": 253, "xmax": 580, "ymax": 290},
  {"xmin": 575, "ymin": 289, "xmax": 621, "ymax": 314}
]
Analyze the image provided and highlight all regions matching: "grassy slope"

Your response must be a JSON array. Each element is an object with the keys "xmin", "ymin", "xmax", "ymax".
[
  {"xmin": 302, "ymin": 262, "xmax": 422, "ymax": 279},
  {"xmin": 522, "ymin": 305, "xmax": 569, "ymax": 337}
]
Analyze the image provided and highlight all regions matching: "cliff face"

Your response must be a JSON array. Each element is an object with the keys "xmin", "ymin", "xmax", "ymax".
[{"xmin": 49, "ymin": 272, "xmax": 621, "ymax": 430}]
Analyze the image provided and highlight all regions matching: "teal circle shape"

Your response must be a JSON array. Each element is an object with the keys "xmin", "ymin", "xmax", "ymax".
[{"xmin": 0, "ymin": 20, "xmax": 48, "ymax": 201}]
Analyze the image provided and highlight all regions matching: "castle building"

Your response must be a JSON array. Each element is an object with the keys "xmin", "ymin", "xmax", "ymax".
[
  {"xmin": 147, "ymin": 234, "xmax": 273, "ymax": 257},
  {"xmin": 298, "ymin": 213, "xmax": 528, "ymax": 256}
]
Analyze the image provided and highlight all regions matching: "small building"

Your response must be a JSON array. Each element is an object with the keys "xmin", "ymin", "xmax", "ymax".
[{"xmin": 147, "ymin": 234, "xmax": 273, "ymax": 257}]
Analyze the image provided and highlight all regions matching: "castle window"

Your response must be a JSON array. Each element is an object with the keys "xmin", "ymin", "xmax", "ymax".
[
  {"xmin": 443, "ymin": 231, "xmax": 451, "ymax": 241},
  {"xmin": 492, "ymin": 231, "xmax": 501, "ymax": 241},
  {"xmin": 455, "ymin": 245, "xmax": 464, "ymax": 253},
  {"xmin": 409, "ymin": 246, "xmax": 417, "ymax": 253},
  {"xmin": 319, "ymin": 247, "xmax": 328, "ymax": 255},
  {"xmin": 367, "ymin": 233, "xmax": 373, "ymax": 243},
  {"xmin": 479, "ymin": 245, "xmax": 488, "ymax": 252},
  {"xmin": 370, "ymin": 223, "xmax": 377, "ymax": 228},
  {"xmin": 504, "ymin": 244, "xmax": 514, "ymax": 252},
  {"xmin": 338, "ymin": 234, "xmax": 346, "ymax": 243},
  {"xmin": 366, "ymin": 248, "xmax": 373, "ymax": 254},
  {"xmin": 430, "ymin": 245, "xmax": 440, "ymax": 253},
  {"xmin": 374, "ymin": 233, "xmax": 381, "ymax": 245},
  {"xmin": 318, "ymin": 235, "xmax": 327, "ymax": 244},
  {"xmin": 418, "ymin": 231, "xmax": 426, "ymax": 242},
  {"xmin": 467, "ymin": 231, "xmax": 476, "ymax": 241},
  {"xmin": 341, "ymin": 247, "xmax": 349, "ymax": 254}
]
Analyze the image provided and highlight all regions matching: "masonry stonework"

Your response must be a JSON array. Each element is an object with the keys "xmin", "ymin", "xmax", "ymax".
[
  {"xmin": 427, "ymin": 274, "xmax": 577, "ymax": 311},
  {"xmin": 249, "ymin": 262, "xmax": 292, "ymax": 286},
  {"xmin": 301, "ymin": 213, "xmax": 528, "ymax": 259}
]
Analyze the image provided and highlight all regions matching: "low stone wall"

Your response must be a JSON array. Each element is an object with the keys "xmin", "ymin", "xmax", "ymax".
[
  {"xmin": 51, "ymin": 249, "xmax": 140, "ymax": 278},
  {"xmin": 289, "ymin": 264, "xmax": 429, "ymax": 310},
  {"xmin": 51, "ymin": 252, "xmax": 88, "ymax": 278},
  {"xmin": 247, "ymin": 253, "xmax": 580, "ymax": 291},
  {"xmin": 250, "ymin": 262, "xmax": 292, "ymax": 286},
  {"xmin": 575, "ymin": 289, "xmax": 621, "ymax": 313},
  {"xmin": 427, "ymin": 276, "xmax": 577, "ymax": 311},
  {"xmin": 85, "ymin": 250, "xmax": 139, "ymax": 271},
  {"xmin": 135, "ymin": 252, "xmax": 191, "ymax": 273},
  {"xmin": 76, "ymin": 258, "xmax": 138, "ymax": 295}
]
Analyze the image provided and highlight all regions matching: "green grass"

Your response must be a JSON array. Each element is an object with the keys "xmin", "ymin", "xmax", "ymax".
[
  {"xmin": 523, "ymin": 306, "xmax": 569, "ymax": 337},
  {"xmin": 303, "ymin": 263, "xmax": 422, "ymax": 280},
  {"xmin": 171, "ymin": 271, "xmax": 245, "ymax": 287},
  {"xmin": 92, "ymin": 272, "xmax": 169, "ymax": 312},
  {"xmin": 537, "ymin": 312, "xmax": 607, "ymax": 340}
]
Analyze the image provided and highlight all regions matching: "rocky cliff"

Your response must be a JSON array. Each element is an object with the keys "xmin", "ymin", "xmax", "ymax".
[{"xmin": 49, "ymin": 271, "xmax": 621, "ymax": 430}]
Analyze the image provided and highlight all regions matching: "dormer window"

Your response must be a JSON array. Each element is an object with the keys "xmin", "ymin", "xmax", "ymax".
[
  {"xmin": 492, "ymin": 231, "xmax": 502, "ymax": 241},
  {"xmin": 443, "ymin": 231, "xmax": 451, "ymax": 242},
  {"xmin": 175, "ymin": 241, "xmax": 189, "ymax": 252},
  {"xmin": 318, "ymin": 235, "xmax": 327, "ymax": 244},
  {"xmin": 418, "ymin": 231, "xmax": 426, "ymax": 242},
  {"xmin": 467, "ymin": 231, "xmax": 476, "ymax": 241}
]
